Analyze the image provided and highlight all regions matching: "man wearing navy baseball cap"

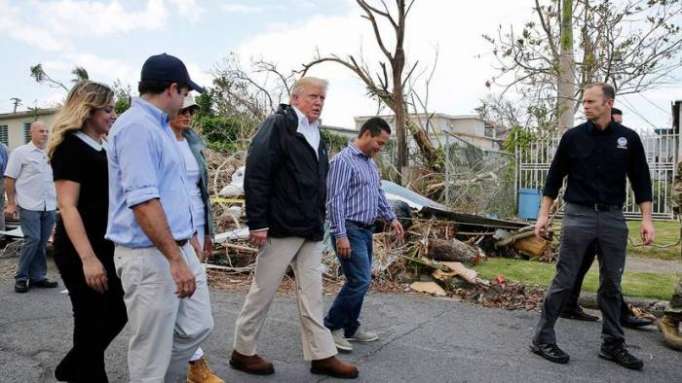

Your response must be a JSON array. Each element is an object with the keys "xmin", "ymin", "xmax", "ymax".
[{"xmin": 106, "ymin": 53, "xmax": 216, "ymax": 382}]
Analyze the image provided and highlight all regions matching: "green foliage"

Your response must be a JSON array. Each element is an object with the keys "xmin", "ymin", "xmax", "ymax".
[
  {"xmin": 195, "ymin": 92, "xmax": 215, "ymax": 118},
  {"xmin": 502, "ymin": 126, "xmax": 536, "ymax": 153},
  {"xmin": 321, "ymin": 130, "xmax": 349, "ymax": 154},
  {"xmin": 112, "ymin": 79, "xmax": 132, "ymax": 115},
  {"xmin": 196, "ymin": 114, "xmax": 257, "ymax": 152}
]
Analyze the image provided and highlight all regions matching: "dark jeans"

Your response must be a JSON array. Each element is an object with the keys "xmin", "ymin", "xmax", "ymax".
[
  {"xmin": 324, "ymin": 222, "xmax": 373, "ymax": 337},
  {"xmin": 563, "ymin": 242, "xmax": 631, "ymax": 320},
  {"xmin": 534, "ymin": 203, "xmax": 628, "ymax": 347},
  {"xmin": 53, "ymin": 244, "xmax": 127, "ymax": 383},
  {"xmin": 15, "ymin": 208, "xmax": 55, "ymax": 282}
]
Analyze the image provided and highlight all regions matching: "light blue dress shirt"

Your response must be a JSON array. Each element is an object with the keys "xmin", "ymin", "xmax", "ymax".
[{"xmin": 105, "ymin": 97, "xmax": 195, "ymax": 248}]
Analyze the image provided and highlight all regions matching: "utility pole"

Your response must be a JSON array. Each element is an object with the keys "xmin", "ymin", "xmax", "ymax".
[{"xmin": 10, "ymin": 97, "xmax": 22, "ymax": 113}]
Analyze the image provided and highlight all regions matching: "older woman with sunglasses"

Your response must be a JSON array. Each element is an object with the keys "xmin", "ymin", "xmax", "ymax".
[{"xmin": 169, "ymin": 95, "xmax": 222, "ymax": 383}]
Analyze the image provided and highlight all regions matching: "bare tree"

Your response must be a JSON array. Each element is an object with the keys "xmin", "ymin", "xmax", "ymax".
[
  {"xmin": 30, "ymin": 63, "xmax": 91, "ymax": 90},
  {"xmin": 212, "ymin": 53, "xmax": 295, "ymax": 122},
  {"xmin": 484, "ymin": 0, "xmax": 682, "ymax": 131},
  {"xmin": 557, "ymin": 0, "xmax": 575, "ymax": 132},
  {"xmin": 301, "ymin": 0, "xmax": 440, "ymax": 178},
  {"xmin": 30, "ymin": 64, "xmax": 68, "ymax": 91}
]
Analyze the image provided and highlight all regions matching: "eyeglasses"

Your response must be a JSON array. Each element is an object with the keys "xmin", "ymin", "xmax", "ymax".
[{"xmin": 180, "ymin": 108, "xmax": 195, "ymax": 116}]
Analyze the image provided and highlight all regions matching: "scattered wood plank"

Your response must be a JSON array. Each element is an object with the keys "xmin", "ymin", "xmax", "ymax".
[{"xmin": 410, "ymin": 281, "xmax": 447, "ymax": 297}]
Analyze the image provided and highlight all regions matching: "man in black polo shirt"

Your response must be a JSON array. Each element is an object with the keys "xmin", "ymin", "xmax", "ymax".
[
  {"xmin": 530, "ymin": 83, "xmax": 654, "ymax": 370},
  {"xmin": 560, "ymin": 108, "xmax": 653, "ymax": 329}
]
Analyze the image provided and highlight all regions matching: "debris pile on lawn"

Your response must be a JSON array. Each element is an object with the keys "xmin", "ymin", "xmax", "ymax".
[
  {"xmin": 201, "ymin": 148, "xmax": 559, "ymax": 308},
  {"xmin": 451, "ymin": 278, "xmax": 546, "ymax": 310}
]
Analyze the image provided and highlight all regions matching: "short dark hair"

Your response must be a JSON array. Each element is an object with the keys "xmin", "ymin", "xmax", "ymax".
[
  {"xmin": 585, "ymin": 82, "xmax": 615, "ymax": 100},
  {"xmin": 359, "ymin": 117, "xmax": 391, "ymax": 138},
  {"xmin": 138, "ymin": 80, "xmax": 189, "ymax": 95},
  {"xmin": 611, "ymin": 107, "xmax": 623, "ymax": 116}
]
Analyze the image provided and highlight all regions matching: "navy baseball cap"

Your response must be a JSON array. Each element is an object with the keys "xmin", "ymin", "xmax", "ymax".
[{"xmin": 141, "ymin": 53, "xmax": 205, "ymax": 93}]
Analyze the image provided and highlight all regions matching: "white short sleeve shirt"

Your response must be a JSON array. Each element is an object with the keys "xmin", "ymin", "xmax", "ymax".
[{"xmin": 4, "ymin": 142, "xmax": 57, "ymax": 211}]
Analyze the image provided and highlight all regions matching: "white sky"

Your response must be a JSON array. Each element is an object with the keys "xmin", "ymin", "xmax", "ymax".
[{"xmin": 1, "ymin": 0, "xmax": 679, "ymax": 132}]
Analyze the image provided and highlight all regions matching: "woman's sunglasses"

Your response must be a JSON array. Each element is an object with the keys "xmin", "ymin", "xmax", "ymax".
[{"xmin": 180, "ymin": 108, "xmax": 196, "ymax": 116}]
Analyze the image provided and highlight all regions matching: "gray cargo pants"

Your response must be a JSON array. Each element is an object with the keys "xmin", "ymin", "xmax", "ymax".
[{"xmin": 533, "ymin": 203, "xmax": 628, "ymax": 347}]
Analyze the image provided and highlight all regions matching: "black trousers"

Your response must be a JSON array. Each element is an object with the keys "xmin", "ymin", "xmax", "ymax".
[
  {"xmin": 563, "ymin": 242, "xmax": 631, "ymax": 320},
  {"xmin": 53, "ymin": 243, "xmax": 127, "ymax": 383},
  {"xmin": 534, "ymin": 203, "xmax": 628, "ymax": 347}
]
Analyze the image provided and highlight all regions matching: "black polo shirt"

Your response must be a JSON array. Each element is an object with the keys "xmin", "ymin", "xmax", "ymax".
[{"xmin": 543, "ymin": 120, "xmax": 652, "ymax": 207}]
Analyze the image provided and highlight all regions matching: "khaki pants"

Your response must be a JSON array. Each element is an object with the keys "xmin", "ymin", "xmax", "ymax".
[
  {"xmin": 114, "ymin": 243, "xmax": 214, "ymax": 383},
  {"xmin": 233, "ymin": 237, "xmax": 337, "ymax": 361}
]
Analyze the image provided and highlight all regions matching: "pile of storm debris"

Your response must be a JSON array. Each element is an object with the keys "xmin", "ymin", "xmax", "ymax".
[{"xmin": 205, "ymin": 149, "xmax": 556, "ymax": 310}]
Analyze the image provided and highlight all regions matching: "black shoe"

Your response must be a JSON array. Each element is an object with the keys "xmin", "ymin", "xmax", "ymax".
[
  {"xmin": 530, "ymin": 342, "xmax": 570, "ymax": 364},
  {"xmin": 14, "ymin": 280, "xmax": 28, "ymax": 293},
  {"xmin": 621, "ymin": 314, "xmax": 653, "ymax": 329},
  {"xmin": 560, "ymin": 306, "xmax": 599, "ymax": 322},
  {"xmin": 599, "ymin": 344, "xmax": 643, "ymax": 370},
  {"xmin": 30, "ymin": 278, "xmax": 58, "ymax": 288}
]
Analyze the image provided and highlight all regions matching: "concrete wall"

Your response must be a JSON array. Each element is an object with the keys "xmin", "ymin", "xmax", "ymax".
[{"xmin": 0, "ymin": 109, "xmax": 57, "ymax": 150}]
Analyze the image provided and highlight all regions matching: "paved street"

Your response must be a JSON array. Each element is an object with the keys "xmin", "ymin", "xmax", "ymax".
[{"xmin": 1, "ymin": 275, "xmax": 681, "ymax": 383}]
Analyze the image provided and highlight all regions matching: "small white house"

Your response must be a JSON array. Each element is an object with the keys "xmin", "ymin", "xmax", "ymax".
[{"xmin": 0, "ymin": 108, "xmax": 58, "ymax": 150}]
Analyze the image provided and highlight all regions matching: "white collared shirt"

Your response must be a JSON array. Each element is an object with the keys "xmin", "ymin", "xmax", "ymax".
[
  {"xmin": 293, "ymin": 106, "xmax": 321, "ymax": 157},
  {"xmin": 74, "ymin": 131, "xmax": 106, "ymax": 152},
  {"xmin": 4, "ymin": 142, "xmax": 57, "ymax": 211}
]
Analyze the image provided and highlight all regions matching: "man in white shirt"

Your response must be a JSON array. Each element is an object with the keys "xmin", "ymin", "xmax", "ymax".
[{"xmin": 5, "ymin": 120, "xmax": 58, "ymax": 293}]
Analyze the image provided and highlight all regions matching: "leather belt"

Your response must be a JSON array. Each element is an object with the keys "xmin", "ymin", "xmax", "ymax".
[
  {"xmin": 175, "ymin": 239, "xmax": 190, "ymax": 247},
  {"xmin": 573, "ymin": 202, "xmax": 622, "ymax": 212},
  {"xmin": 347, "ymin": 220, "xmax": 376, "ymax": 230}
]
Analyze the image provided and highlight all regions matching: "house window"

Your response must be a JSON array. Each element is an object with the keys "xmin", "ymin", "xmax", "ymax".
[
  {"xmin": 0, "ymin": 125, "xmax": 8, "ymax": 145},
  {"xmin": 24, "ymin": 122, "xmax": 31, "ymax": 144}
]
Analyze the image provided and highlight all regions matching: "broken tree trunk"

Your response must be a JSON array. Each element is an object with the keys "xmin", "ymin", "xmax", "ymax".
[
  {"xmin": 427, "ymin": 238, "xmax": 478, "ymax": 263},
  {"xmin": 513, "ymin": 236, "xmax": 550, "ymax": 258}
]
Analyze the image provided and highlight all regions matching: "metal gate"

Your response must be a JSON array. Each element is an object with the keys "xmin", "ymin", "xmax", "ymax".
[{"xmin": 515, "ymin": 129, "xmax": 678, "ymax": 220}]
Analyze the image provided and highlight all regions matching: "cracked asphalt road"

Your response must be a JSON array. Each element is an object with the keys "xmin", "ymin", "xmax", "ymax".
[{"xmin": 1, "ymin": 280, "xmax": 681, "ymax": 382}]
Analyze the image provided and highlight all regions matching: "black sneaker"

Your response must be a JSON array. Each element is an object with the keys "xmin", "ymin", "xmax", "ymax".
[
  {"xmin": 14, "ymin": 280, "xmax": 28, "ymax": 293},
  {"xmin": 30, "ymin": 278, "xmax": 58, "ymax": 288},
  {"xmin": 530, "ymin": 342, "xmax": 570, "ymax": 364},
  {"xmin": 560, "ymin": 306, "xmax": 600, "ymax": 322},
  {"xmin": 599, "ymin": 344, "xmax": 643, "ymax": 370}
]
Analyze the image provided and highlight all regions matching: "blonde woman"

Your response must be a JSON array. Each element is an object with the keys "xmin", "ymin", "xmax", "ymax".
[{"xmin": 48, "ymin": 81, "xmax": 127, "ymax": 383}]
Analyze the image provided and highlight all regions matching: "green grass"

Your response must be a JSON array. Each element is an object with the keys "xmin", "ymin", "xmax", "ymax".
[
  {"xmin": 473, "ymin": 257, "xmax": 679, "ymax": 301},
  {"xmin": 551, "ymin": 220, "xmax": 681, "ymax": 261},
  {"xmin": 626, "ymin": 220, "xmax": 681, "ymax": 261}
]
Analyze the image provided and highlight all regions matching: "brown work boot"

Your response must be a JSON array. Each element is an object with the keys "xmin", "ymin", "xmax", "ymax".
[
  {"xmin": 657, "ymin": 314, "xmax": 682, "ymax": 351},
  {"xmin": 310, "ymin": 356, "xmax": 359, "ymax": 379},
  {"xmin": 229, "ymin": 350, "xmax": 275, "ymax": 375},
  {"xmin": 187, "ymin": 356, "xmax": 224, "ymax": 383}
]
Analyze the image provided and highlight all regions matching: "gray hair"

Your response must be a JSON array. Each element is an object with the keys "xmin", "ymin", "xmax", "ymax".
[{"xmin": 291, "ymin": 77, "xmax": 329, "ymax": 97}]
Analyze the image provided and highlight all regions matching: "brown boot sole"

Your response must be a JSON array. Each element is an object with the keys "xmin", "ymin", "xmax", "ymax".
[
  {"xmin": 229, "ymin": 359, "xmax": 275, "ymax": 375},
  {"xmin": 310, "ymin": 366, "xmax": 359, "ymax": 379}
]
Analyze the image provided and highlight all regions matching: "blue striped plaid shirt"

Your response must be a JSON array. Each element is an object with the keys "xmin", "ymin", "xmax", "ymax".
[{"xmin": 327, "ymin": 143, "xmax": 396, "ymax": 239}]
